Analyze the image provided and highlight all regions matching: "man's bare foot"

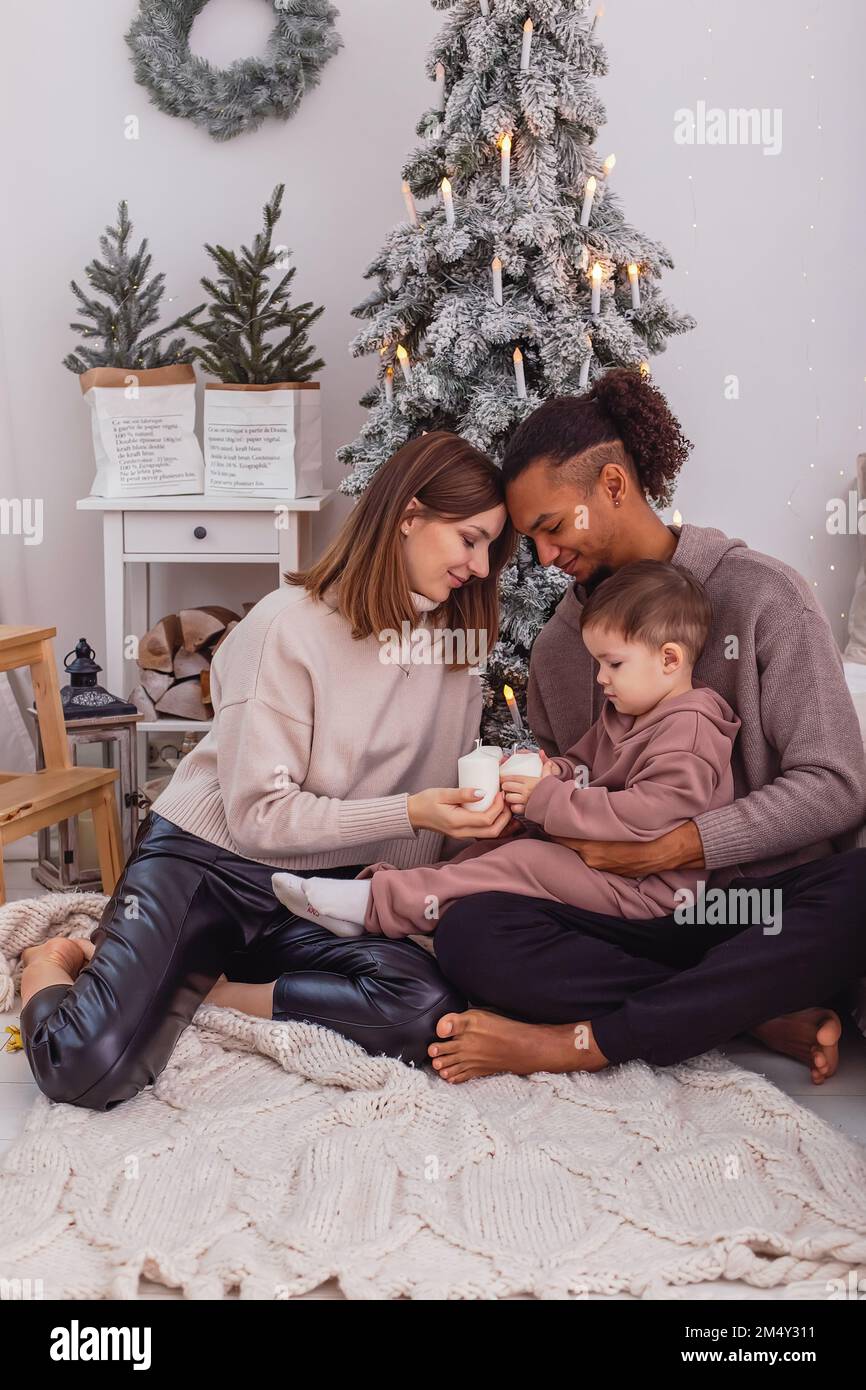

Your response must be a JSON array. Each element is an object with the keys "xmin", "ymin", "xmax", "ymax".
[
  {"xmin": 748, "ymin": 1007, "xmax": 842, "ymax": 1085},
  {"xmin": 428, "ymin": 1008, "xmax": 609, "ymax": 1084}
]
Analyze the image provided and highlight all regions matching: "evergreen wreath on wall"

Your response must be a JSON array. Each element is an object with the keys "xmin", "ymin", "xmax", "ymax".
[{"xmin": 125, "ymin": 0, "xmax": 342, "ymax": 142}]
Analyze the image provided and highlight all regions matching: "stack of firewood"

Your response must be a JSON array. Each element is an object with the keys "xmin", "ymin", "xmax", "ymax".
[{"xmin": 128, "ymin": 604, "xmax": 254, "ymax": 721}]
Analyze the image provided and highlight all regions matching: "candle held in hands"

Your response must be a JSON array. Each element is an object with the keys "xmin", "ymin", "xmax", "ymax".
[
  {"xmin": 457, "ymin": 738, "xmax": 501, "ymax": 813},
  {"xmin": 500, "ymin": 749, "xmax": 544, "ymax": 779}
]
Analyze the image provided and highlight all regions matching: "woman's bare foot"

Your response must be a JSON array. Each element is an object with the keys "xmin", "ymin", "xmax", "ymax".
[
  {"xmin": 748, "ymin": 1007, "xmax": 842, "ymax": 1085},
  {"xmin": 428, "ymin": 1008, "xmax": 609, "ymax": 1083},
  {"xmin": 202, "ymin": 975, "xmax": 276, "ymax": 1019},
  {"xmin": 21, "ymin": 937, "xmax": 91, "ymax": 976}
]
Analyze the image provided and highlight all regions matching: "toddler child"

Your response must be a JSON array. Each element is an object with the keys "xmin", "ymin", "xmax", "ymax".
[{"xmin": 273, "ymin": 560, "xmax": 741, "ymax": 938}]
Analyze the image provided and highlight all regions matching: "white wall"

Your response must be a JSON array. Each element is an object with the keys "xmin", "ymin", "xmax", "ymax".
[{"xmin": 1, "ymin": 0, "xmax": 864, "ymax": 672}]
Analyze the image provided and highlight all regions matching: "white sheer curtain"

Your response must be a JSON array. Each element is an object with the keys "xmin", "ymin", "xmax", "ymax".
[{"xmin": 0, "ymin": 302, "xmax": 37, "ymax": 856}]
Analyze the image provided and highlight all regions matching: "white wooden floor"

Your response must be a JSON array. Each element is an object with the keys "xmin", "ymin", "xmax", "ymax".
[{"xmin": 3, "ymin": 859, "xmax": 865, "ymax": 1302}]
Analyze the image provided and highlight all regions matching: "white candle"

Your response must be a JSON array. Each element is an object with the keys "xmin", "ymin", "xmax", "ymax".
[
  {"xmin": 591, "ymin": 261, "xmax": 602, "ymax": 314},
  {"xmin": 579, "ymin": 333, "xmax": 592, "ymax": 388},
  {"xmin": 590, "ymin": 5, "xmax": 604, "ymax": 34},
  {"xmin": 602, "ymin": 153, "xmax": 616, "ymax": 179},
  {"xmin": 520, "ymin": 18, "xmax": 533, "ymax": 71},
  {"xmin": 500, "ymin": 749, "xmax": 544, "ymax": 779},
  {"xmin": 492, "ymin": 255, "xmax": 503, "ymax": 305},
  {"xmin": 480, "ymin": 0, "xmax": 490, "ymax": 13},
  {"xmin": 441, "ymin": 176, "xmax": 455, "ymax": 227},
  {"xmin": 401, "ymin": 179, "xmax": 418, "ymax": 226},
  {"xmin": 457, "ymin": 738, "xmax": 501, "ymax": 813},
  {"xmin": 396, "ymin": 344, "xmax": 412, "ymax": 383},
  {"xmin": 479, "ymin": 744, "xmax": 503, "ymax": 761},
  {"xmin": 383, "ymin": 366, "xmax": 394, "ymax": 404},
  {"xmin": 503, "ymin": 682, "xmax": 524, "ymax": 732},
  {"xmin": 628, "ymin": 262, "xmax": 641, "ymax": 308},
  {"xmin": 672, "ymin": 508, "xmax": 683, "ymax": 526},
  {"xmin": 500, "ymin": 132, "xmax": 512, "ymax": 188},
  {"xmin": 512, "ymin": 347, "xmax": 527, "ymax": 398},
  {"xmin": 435, "ymin": 61, "xmax": 446, "ymax": 111},
  {"xmin": 579, "ymin": 174, "xmax": 596, "ymax": 228}
]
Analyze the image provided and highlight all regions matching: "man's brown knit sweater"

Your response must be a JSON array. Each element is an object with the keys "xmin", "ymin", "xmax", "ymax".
[{"xmin": 527, "ymin": 523, "xmax": 866, "ymax": 882}]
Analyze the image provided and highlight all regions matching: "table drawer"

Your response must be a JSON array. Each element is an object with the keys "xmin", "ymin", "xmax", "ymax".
[{"xmin": 123, "ymin": 510, "xmax": 278, "ymax": 556}]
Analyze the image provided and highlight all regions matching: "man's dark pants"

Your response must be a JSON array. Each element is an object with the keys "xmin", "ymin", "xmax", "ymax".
[{"xmin": 433, "ymin": 848, "xmax": 866, "ymax": 1066}]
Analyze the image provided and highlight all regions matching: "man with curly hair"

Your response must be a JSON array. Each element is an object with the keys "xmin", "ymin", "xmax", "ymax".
[{"xmin": 429, "ymin": 367, "xmax": 866, "ymax": 1087}]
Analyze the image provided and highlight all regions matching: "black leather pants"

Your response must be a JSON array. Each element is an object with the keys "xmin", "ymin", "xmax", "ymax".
[{"xmin": 19, "ymin": 812, "xmax": 467, "ymax": 1112}]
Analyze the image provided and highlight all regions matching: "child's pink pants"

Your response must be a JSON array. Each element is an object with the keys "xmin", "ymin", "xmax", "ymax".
[{"xmin": 356, "ymin": 829, "xmax": 680, "ymax": 939}]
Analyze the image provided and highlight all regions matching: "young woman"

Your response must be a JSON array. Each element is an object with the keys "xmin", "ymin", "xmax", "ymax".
[{"xmin": 19, "ymin": 431, "xmax": 516, "ymax": 1111}]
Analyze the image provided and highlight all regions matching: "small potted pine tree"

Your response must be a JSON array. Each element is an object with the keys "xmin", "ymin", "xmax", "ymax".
[
  {"xmin": 179, "ymin": 184, "xmax": 326, "ymax": 499},
  {"xmin": 65, "ymin": 200, "xmax": 207, "ymax": 497}
]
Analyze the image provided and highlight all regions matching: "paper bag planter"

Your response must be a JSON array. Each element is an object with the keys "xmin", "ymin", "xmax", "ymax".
[
  {"xmin": 203, "ymin": 381, "xmax": 323, "ymax": 499},
  {"xmin": 80, "ymin": 363, "xmax": 204, "ymax": 497}
]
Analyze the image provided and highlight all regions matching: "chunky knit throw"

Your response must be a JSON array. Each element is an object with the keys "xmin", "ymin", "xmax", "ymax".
[{"xmin": 1, "ymin": 893, "xmax": 865, "ymax": 1300}]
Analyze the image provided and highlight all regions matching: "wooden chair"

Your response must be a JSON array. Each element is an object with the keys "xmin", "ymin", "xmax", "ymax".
[{"xmin": 0, "ymin": 625, "xmax": 123, "ymax": 904}]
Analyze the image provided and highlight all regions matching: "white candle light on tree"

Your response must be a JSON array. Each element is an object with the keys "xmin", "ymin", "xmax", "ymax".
[
  {"xmin": 480, "ymin": 0, "xmax": 490, "ymax": 13},
  {"xmin": 520, "ymin": 18, "xmax": 533, "ymax": 71},
  {"xmin": 396, "ymin": 345, "xmax": 412, "ymax": 383},
  {"xmin": 627, "ymin": 262, "xmax": 641, "ymax": 308},
  {"xmin": 440, "ymin": 176, "xmax": 455, "ymax": 227},
  {"xmin": 590, "ymin": 5, "xmax": 604, "ymax": 34},
  {"xmin": 435, "ymin": 61, "xmax": 446, "ymax": 111},
  {"xmin": 503, "ymin": 684, "xmax": 525, "ymax": 734},
  {"xmin": 492, "ymin": 256, "xmax": 504, "ymax": 305},
  {"xmin": 579, "ymin": 175, "xmax": 597, "ymax": 228},
  {"xmin": 499, "ymin": 132, "xmax": 512, "ymax": 188},
  {"xmin": 639, "ymin": 360, "xmax": 651, "ymax": 379},
  {"xmin": 590, "ymin": 261, "xmax": 602, "ymax": 314},
  {"xmin": 512, "ymin": 347, "xmax": 527, "ymax": 398},
  {"xmin": 401, "ymin": 179, "xmax": 419, "ymax": 226},
  {"xmin": 383, "ymin": 366, "xmax": 394, "ymax": 405},
  {"xmin": 579, "ymin": 333, "xmax": 592, "ymax": 388},
  {"xmin": 602, "ymin": 153, "xmax": 616, "ymax": 179},
  {"xmin": 672, "ymin": 508, "xmax": 683, "ymax": 526}
]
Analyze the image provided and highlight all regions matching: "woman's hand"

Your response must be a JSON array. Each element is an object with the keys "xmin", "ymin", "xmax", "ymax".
[{"xmin": 408, "ymin": 787, "xmax": 515, "ymax": 839}]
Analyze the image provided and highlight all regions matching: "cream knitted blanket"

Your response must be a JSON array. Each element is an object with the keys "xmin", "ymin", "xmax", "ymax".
[{"xmin": 1, "ymin": 892, "xmax": 865, "ymax": 1300}]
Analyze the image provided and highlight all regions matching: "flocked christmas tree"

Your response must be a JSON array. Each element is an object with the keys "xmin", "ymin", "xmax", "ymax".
[
  {"xmin": 178, "ymin": 183, "xmax": 325, "ymax": 384},
  {"xmin": 337, "ymin": 0, "xmax": 695, "ymax": 745},
  {"xmin": 63, "ymin": 200, "xmax": 202, "ymax": 373}
]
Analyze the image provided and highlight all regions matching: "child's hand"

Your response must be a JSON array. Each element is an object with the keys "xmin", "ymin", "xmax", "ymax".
[{"xmin": 500, "ymin": 773, "xmax": 542, "ymax": 816}]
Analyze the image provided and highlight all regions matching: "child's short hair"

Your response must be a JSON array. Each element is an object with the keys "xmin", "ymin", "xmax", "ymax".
[{"xmin": 579, "ymin": 559, "xmax": 712, "ymax": 665}]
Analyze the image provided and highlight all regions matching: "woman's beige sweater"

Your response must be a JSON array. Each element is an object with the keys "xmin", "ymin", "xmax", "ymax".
[{"xmin": 150, "ymin": 581, "xmax": 483, "ymax": 870}]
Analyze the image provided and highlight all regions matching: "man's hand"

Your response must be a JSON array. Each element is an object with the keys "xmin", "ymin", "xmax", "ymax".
[{"xmin": 548, "ymin": 820, "xmax": 706, "ymax": 877}]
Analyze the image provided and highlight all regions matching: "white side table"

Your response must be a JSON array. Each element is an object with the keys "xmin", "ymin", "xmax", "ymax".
[{"xmin": 76, "ymin": 493, "xmax": 334, "ymax": 774}]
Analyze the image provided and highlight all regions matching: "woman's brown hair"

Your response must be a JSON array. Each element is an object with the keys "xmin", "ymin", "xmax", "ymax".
[{"xmin": 284, "ymin": 431, "xmax": 517, "ymax": 669}]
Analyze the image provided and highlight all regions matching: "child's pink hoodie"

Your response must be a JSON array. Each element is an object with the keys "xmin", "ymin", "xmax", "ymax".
[
  {"xmin": 521, "ymin": 685, "xmax": 741, "ymax": 907},
  {"xmin": 357, "ymin": 685, "xmax": 741, "ymax": 936}
]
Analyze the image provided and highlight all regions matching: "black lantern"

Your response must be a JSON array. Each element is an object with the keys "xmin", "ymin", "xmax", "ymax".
[{"xmin": 59, "ymin": 638, "xmax": 138, "ymax": 721}]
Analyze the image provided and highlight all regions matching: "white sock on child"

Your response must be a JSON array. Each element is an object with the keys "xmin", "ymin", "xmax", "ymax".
[{"xmin": 271, "ymin": 872, "xmax": 371, "ymax": 938}]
